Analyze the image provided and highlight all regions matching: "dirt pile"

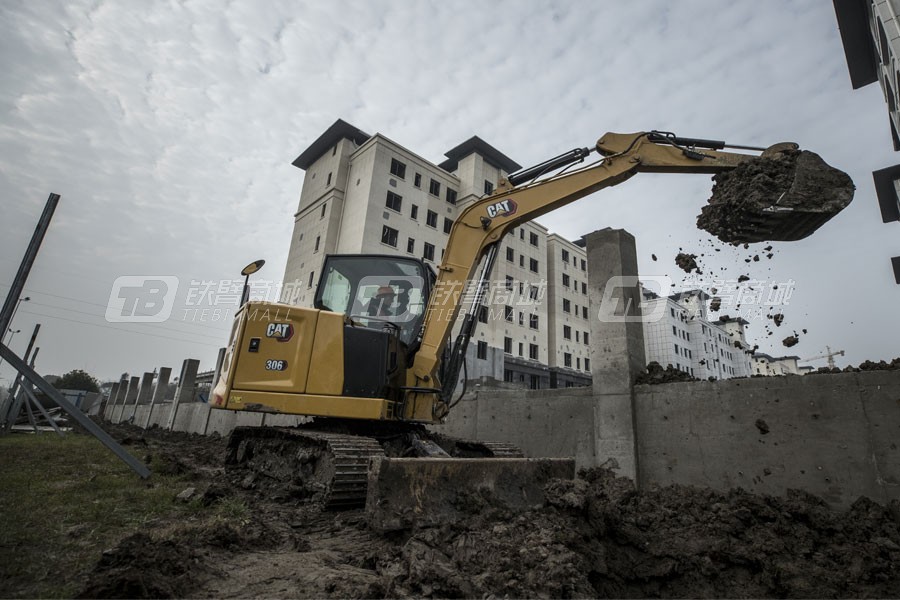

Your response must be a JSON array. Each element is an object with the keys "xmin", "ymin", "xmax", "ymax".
[
  {"xmin": 75, "ymin": 423, "xmax": 900, "ymax": 599},
  {"xmin": 635, "ymin": 361, "xmax": 699, "ymax": 384},
  {"xmin": 697, "ymin": 149, "xmax": 854, "ymax": 243},
  {"xmin": 377, "ymin": 469, "xmax": 900, "ymax": 598}
]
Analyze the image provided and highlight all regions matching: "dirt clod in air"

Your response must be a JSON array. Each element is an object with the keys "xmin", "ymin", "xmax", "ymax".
[
  {"xmin": 738, "ymin": 274, "xmax": 750, "ymax": 283},
  {"xmin": 674, "ymin": 252, "xmax": 700, "ymax": 273},
  {"xmin": 709, "ymin": 297, "xmax": 722, "ymax": 312},
  {"xmin": 783, "ymin": 335, "xmax": 799, "ymax": 348},
  {"xmin": 651, "ymin": 253, "xmax": 657, "ymax": 261},
  {"xmin": 697, "ymin": 149, "xmax": 854, "ymax": 243},
  {"xmin": 772, "ymin": 313, "xmax": 784, "ymax": 327},
  {"xmin": 755, "ymin": 419, "xmax": 770, "ymax": 434}
]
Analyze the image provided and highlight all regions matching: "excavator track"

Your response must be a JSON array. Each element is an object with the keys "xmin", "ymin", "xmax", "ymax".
[{"xmin": 227, "ymin": 426, "xmax": 384, "ymax": 510}]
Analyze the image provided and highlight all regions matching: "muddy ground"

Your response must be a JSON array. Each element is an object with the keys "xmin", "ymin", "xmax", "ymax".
[{"xmin": 77, "ymin": 422, "xmax": 900, "ymax": 599}]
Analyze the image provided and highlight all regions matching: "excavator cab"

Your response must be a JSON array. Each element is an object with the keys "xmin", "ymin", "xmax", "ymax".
[{"xmin": 314, "ymin": 254, "xmax": 433, "ymax": 349}]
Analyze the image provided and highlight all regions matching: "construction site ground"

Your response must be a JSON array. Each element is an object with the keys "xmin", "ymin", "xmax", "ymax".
[{"xmin": 1, "ymin": 421, "xmax": 899, "ymax": 599}]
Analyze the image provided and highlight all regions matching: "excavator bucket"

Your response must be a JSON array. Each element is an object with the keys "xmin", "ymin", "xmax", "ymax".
[
  {"xmin": 697, "ymin": 149, "xmax": 855, "ymax": 243},
  {"xmin": 366, "ymin": 456, "xmax": 575, "ymax": 532}
]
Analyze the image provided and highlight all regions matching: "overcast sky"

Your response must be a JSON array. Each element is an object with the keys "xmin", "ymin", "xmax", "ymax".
[{"xmin": 1, "ymin": 0, "xmax": 898, "ymax": 384}]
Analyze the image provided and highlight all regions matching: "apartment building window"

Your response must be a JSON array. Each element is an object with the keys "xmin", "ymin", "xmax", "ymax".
[
  {"xmin": 423, "ymin": 242, "xmax": 435, "ymax": 261},
  {"xmin": 504, "ymin": 337, "xmax": 512, "ymax": 354},
  {"xmin": 580, "ymin": 259, "xmax": 586, "ymax": 271},
  {"xmin": 562, "ymin": 274, "xmax": 570, "ymax": 287},
  {"xmin": 506, "ymin": 247, "xmax": 514, "ymax": 262},
  {"xmin": 529, "ymin": 314, "xmax": 539, "ymax": 330},
  {"xmin": 504, "ymin": 369, "xmax": 514, "ymax": 382},
  {"xmin": 308, "ymin": 271, "xmax": 315, "ymax": 288},
  {"xmin": 332, "ymin": 144, "xmax": 337, "ymax": 156},
  {"xmin": 326, "ymin": 172, "xmax": 332, "ymax": 186},
  {"xmin": 564, "ymin": 353, "xmax": 572, "ymax": 368},
  {"xmin": 529, "ymin": 232, "xmax": 539, "ymax": 247},
  {"xmin": 529, "ymin": 258, "xmax": 539, "ymax": 273},
  {"xmin": 518, "ymin": 254, "xmax": 525, "ymax": 268},
  {"xmin": 529, "ymin": 344, "xmax": 539, "ymax": 359},
  {"xmin": 390, "ymin": 158, "xmax": 406, "ymax": 179},
  {"xmin": 563, "ymin": 299, "xmax": 571, "ymax": 313},
  {"xmin": 426, "ymin": 210, "xmax": 438, "ymax": 227},
  {"xmin": 670, "ymin": 308, "xmax": 675, "ymax": 317},
  {"xmin": 562, "ymin": 249, "xmax": 570, "ymax": 262},
  {"xmin": 581, "ymin": 282, "xmax": 587, "ymax": 294},
  {"xmin": 321, "ymin": 203, "xmax": 327, "ymax": 218},
  {"xmin": 576, "ymin": 357, "xmax": 581, "ymax": 370},
  {"xmin": 529, "ymin": 286, "xmax": 539, "ymax": 300},
  {"xmin": 385, "ymin": 191, "xmax": 402, "ymax": 212},
  {"xmin": 429, "ymin": 179, "xmax": 441, "ymax": 196},
  {"xmin": 518, "ymin": 342, "xmax": 524, "ymax": 356},
  {"xmin": 518, "ymin": 312, "xmax": 524, "ymax": 326},
  {"xmin": 443, "ymin": 217, "xmax": 453, "ymax": 234},
  {"xmin": 477, "ymin": 340, "xmax": 488, "ymax": 360},
  {"xmin": 314, "ymin": 236, "xmax": 320, "ymax": 252},
  {"xmin": 575, "ymin": 330, "xmax": 580, "ymax": 342},
  {"xmin": 407, "ymin": 238, "xmax": 415, "ymax": 254},
  {"xmin": 505, "ymin": 275, "xmax": 513, "ymax": 291},
  {"xmin": 414, "ymin": 173, "xmax": 421, "ymax": 187},
  {"xmin": 381, "ymin": 225, "xmax": 399, "ymax": 248},
  {"xmin": 530, "ymin": 374, "xmax": 540, "ymax": 390},
  {"xmin": 478, "ymin": 305, "xmax": 488, "ymax": 323},
  {"xmin": 583, "ymin": 332, "xmax": 589, "ymax": 345},
  {"xmin": 410, "ymin": 204, "xmax": 418, "ymax": 220},
  {"xmin": 563, "ymin": 325, "xmax": 571, "ymax": 340},
  {"xmin": 504, "ymin": 305, "xmax": 513, "ymax": 322},
  {"xmin": 483, "ymin": 180, "xmax": 494, "ymax": 195},
  {"xmin": 672, "ymin": 326, "xmax": 677, "ymax": 336},
  {"xmin": 519, "ymin": 229, "xmax": 525, "ymax": 240},
  {"xmin": 446, "ymin": 188, "xmax": 457, "ymax": 204},
  {"xmin": 686, "ymin": 332, "xmax": 691, "ymax": 341},
  {"xmin": 582, "ymin": 306, "xmax": 588, "ymax": 319}
]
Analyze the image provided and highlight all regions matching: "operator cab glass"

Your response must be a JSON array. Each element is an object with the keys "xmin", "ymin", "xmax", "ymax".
[{"xmin": 314, "ymin": 255, "xmax": 430, "ymax": 346}]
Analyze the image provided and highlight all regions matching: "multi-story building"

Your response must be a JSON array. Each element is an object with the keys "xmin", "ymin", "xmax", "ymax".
[
  {"xmin": 545, "ymin": 235, "xmax": 592, "ymax": 388},
  {"xmin": 833, "ymin": 0, "xmax": 900, "ymax": 281},
  {"xmin": 752, "ymin": 353, "xmax": 808, "ymax": 376},
  {"xmin": 640, "ymin": 288, "xmax": 753, "ymax": 379}
]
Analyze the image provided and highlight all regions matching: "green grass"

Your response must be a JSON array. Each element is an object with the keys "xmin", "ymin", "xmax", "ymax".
[{"xmin": 0, "ymin": 432, "xmax": 204, "ymax": 598}]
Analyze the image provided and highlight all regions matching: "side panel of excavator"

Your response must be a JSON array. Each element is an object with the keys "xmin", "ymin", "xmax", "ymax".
[{"xmin": 211, "ymin": 301, "xmax": 440, "ymax": 422}]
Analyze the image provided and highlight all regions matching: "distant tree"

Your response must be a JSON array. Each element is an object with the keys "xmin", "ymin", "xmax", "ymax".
[{"xmin": 53, "ymin": 369, "xmax": 100, "ymax": 393}]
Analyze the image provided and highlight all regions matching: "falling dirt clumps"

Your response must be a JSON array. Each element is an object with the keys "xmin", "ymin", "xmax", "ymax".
[
  {"xmin": 709, "ymin": 297, "xmax": 721, "ymax": 312},
  {"xmin": 697, "ymin": 149, "xmax": 854, "ymax": 243},
  {"xmin": 635, "ymin": 361, "xmax": 698, "ymax": 384},
  {"xmin": 782, "ymin": 335, "xmax": 799, "ymax": 348},
  {"xmin": 674, "ymin": 252, "xmax": 700, "ymax": 274}
]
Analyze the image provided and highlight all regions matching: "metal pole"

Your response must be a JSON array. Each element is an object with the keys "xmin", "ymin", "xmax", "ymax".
[
  {"xmin": 21, "ymin": 383, "xmax": 64, "ymax": 436},
  {"xmin": 0, "ymin": 194, "xmax": 59, "ymax": 334},
  {"xmin": 4, "ymin": 324, "xmax": 40, "ymax": 432},
  {"xmin": 0, "ymin": 342, "xmax": 150, "ymax": 478}
]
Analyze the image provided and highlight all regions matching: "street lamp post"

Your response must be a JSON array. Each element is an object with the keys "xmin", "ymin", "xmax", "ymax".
[
  {"xmin": 1, "ymin": 297, "xmax": 29, "ymax": 347},
  {"xmin": 240, "ymin": 260, "xmax": 266, "ymax": 306}
]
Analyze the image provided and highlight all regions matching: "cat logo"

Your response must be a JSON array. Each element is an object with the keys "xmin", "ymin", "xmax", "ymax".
[
  {"xmin": 265, "ymin": 322, "xmax": 294, "ymax": 342},
  {"xmin": 485, "ymin": 199, "xmax": 517, "ymax": 218}
]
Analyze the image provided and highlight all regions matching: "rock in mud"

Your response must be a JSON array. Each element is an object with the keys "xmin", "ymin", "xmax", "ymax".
[{"xmin": 697, "ymin": 149, "xmax": 854, "ymax": 243}]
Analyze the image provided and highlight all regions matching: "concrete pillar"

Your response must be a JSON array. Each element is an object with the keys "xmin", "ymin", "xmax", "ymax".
[
  {"xmin": 152, "ymin": 367, "xmax": 171, "ymax": 405},
  {"xmin": 120, "ymin": 376, "xmax": 140, "ymax": 423},
  {"xmin": 136, "ymin": 372, "xmax": 155, "ymax": 405},
  {"xmin": 585, "ymin": 228, "xmax": 645, "ymax": 481},
  {"xmin": 103, "ymin": 382, "xmax": 120, "ymax": 417},
  {"xmin": 175, "ymin": 359, "xmax": 200, "ymax": 404},
  {"xmin": 113, "ymin": 377, "xmax": 128, "ymax": 407},
  {"xmin": 145, "ymin": 367, "xmax": 171, "ymax": 429},
  {"xmin": 167, "ymin": 358, "xmax": 200, "ymax": 430}
]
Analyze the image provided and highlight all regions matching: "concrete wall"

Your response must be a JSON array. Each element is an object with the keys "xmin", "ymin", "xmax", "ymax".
[
  {"xmin": 436, "ymin": 370, "xmax": 900, "ymax": 508},
  {"xmin": 634, "ymin": 370, "xmax": 900, "ymax": 507}
]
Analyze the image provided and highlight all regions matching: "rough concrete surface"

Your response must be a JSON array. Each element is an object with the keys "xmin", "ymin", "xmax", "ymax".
[
  {"xmin": 697, "ymin": 149, "xmax": 854, "ymax": 243},
  {"xmin": 75, "ymin": 422, "xmax": 900, "ymax": 599}
]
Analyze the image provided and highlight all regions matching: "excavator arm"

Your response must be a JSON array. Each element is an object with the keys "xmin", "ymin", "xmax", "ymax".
[{"xmin": 410, "ymin": 131, "xmax": 800, "ymax": 411}]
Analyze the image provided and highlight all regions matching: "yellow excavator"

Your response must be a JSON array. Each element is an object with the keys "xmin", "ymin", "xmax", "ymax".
[{"xmin": 210, "ymin": 131, "xmax": 850, "ymax": 520}]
